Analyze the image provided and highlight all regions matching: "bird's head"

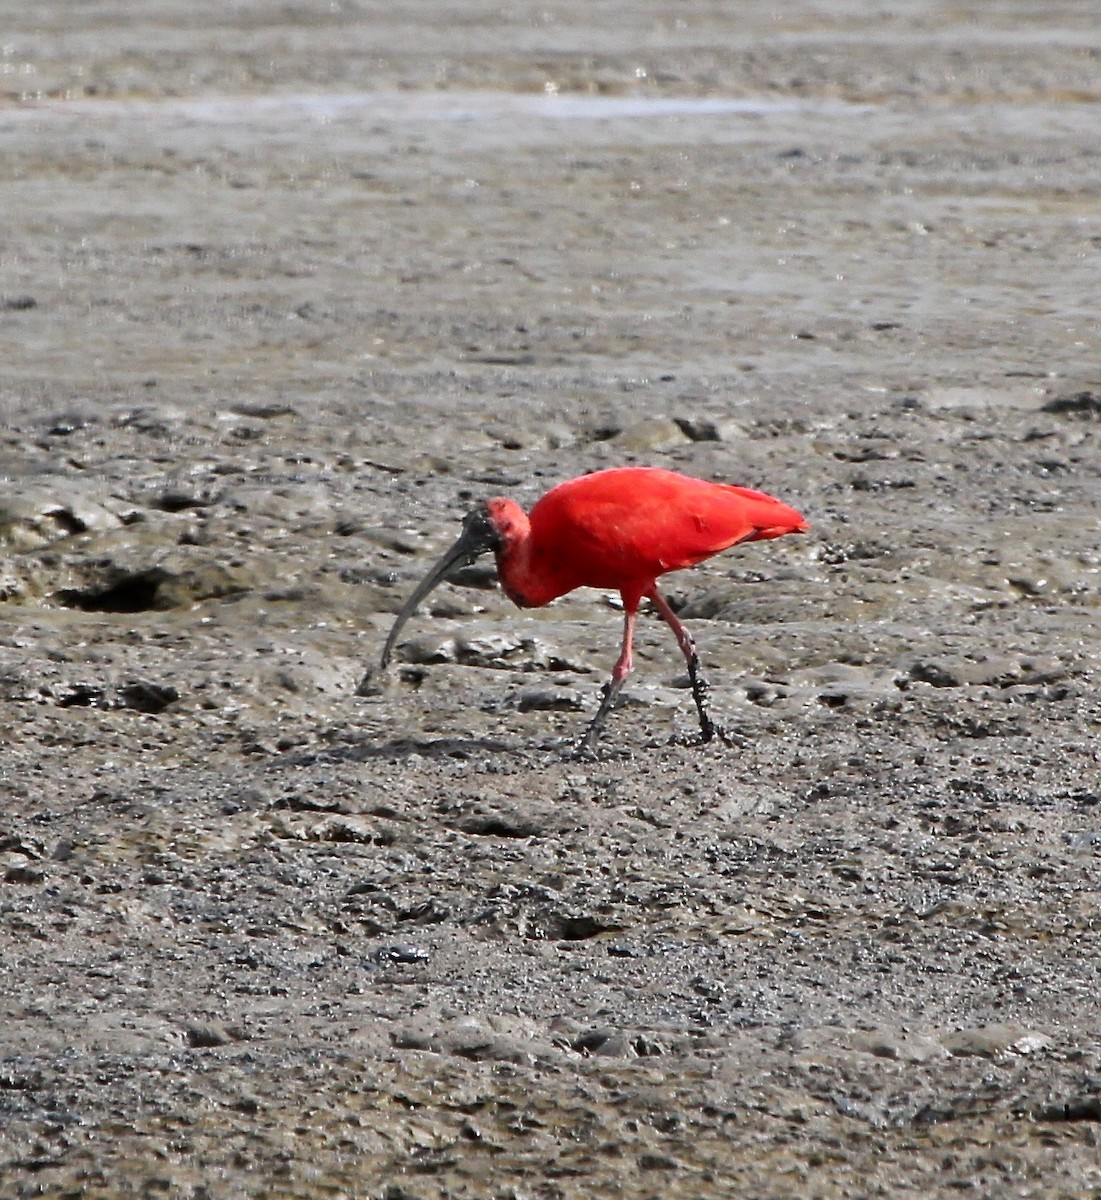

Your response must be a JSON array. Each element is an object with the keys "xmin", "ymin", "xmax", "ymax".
[{"xmin": 481, "ymin": 497, "xmax": 529, "ymax": 551}]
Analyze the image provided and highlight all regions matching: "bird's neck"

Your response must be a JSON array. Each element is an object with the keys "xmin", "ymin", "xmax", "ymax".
[
  {"xmin": 496, "ymin": 531, "xmax": 546, "ymax": 608},
  {"xmin": 484, "ymin": 506, "xmax": 554, "ymax": 608}
]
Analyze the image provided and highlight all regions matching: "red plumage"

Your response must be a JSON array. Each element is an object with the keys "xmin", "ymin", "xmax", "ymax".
[
  {"xmin": 532, "ymin": 466, "xmax": 804, "ymax": 589},
  {"xmin": 373, "ymin": 466, "xmax": 808, "ymax": 752}
]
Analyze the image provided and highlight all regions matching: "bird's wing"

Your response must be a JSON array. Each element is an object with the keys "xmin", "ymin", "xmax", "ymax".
[{"xmin": 533, "ymin": 470, "xmax": 800, "ymax": 588}]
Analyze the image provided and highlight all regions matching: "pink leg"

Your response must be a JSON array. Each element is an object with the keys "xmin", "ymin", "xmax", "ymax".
[
  {"xmin": 647, "ymin": 587, "xmax": 695, "ymax": 666},
  {"xmin": 576, "ymin": 604, "xmax": 637, "ymax": 754},
  {"xmin": 647, "ymin": 586, "xmax": 732, "ymax": 744}
]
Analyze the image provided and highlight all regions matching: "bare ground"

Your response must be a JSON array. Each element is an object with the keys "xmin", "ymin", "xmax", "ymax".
[{"xmin": 1, "ymin": 3, "xmax": 1100, "ymax": 1196}]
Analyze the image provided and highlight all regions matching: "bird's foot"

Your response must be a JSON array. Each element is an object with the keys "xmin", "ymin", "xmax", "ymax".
[
  {"xmin": 355, "ymin": 669, "xmax": 380, "ymax": 697},
  {"xmin": 564, "ymin": 729, "xmax": 633, "ymax": 762},
  {"xmin": 564, "ymin": 741, "xmax": 601, "ymax": 763},
  {"xmin": 708, "ymin": 722, "xmax": 746, "ymax": 749},
  {"xmin": 564, "ymin": 679, "xmax": 627, "ymax": 760},
  {"xmin": 671, "ymin": 720, "xmax": 746, "ymax": 749}
]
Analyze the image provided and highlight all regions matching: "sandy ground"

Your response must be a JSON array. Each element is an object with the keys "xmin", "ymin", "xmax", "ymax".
[{"xmin": 1, "ymin": 2, "xmax": 1100, "ymax": 1196}]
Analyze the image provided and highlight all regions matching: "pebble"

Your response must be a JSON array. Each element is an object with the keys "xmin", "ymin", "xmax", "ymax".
[{"xmin": 371, "ymin": 944, "xmax": 430, "ymax": 964}]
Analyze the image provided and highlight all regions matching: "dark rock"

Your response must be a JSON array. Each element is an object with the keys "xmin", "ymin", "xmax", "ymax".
[
  {"xmin": 115, "ymin": 680, "xmax": 180, "ymax": 713},
  {"xmin": 185, "ymin": 1023, "xmax": 235, "ymax": 1048},
  {"xmin": 1041, "ymin": 390, "xmax": 1101, "ymax": 417}
]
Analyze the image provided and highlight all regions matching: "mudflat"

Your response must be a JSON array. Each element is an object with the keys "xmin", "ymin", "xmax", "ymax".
[{"xmin": 1, "ymin": 3, "xmax": 1099, "ymax": 1196}]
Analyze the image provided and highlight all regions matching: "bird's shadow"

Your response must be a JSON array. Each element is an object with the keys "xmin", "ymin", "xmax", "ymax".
[
  {"xmin": 272, "ymin": 733, "xmax": 642, "ymax": 769},
  {"xmin": 276, "ymin": 735, "xmax": 520, "ymax": 768}
]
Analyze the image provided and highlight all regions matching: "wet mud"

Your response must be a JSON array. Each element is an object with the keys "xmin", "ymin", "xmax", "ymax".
[{"xmin": 1, "ymin": 2, "xmax": 1100, "ymax": 1196}]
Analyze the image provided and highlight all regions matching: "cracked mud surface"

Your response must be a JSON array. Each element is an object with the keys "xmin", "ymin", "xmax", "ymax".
[{"xmin": 1, "ymin": 3, "xmax": 1100, "ymax": 1196}]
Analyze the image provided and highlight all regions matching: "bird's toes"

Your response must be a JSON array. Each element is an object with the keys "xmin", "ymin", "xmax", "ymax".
[
  {"xmin": 709, "ymin": 723, "xmax": 748, "ymax": 749},
  {"xmin": 669, "ymin": 723, "xmax": 747, "ymax": 750},
  {"xmin": 562, "ymin": 740, "xmax": 632, "ymax": 763},
  {"xmin": 355, "ymin": 671, "xmax": 382, "ymax": 697}
]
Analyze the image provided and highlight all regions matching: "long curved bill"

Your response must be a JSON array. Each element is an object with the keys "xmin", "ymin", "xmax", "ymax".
[{"xmin": 368, "ymin": 507, "xmax": 500, "ymax": 685}]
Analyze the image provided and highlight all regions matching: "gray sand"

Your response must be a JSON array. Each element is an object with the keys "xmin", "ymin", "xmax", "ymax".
[{"xmin": 1, "ymin": 3, "xmax": 1099, "ymax": 1196}]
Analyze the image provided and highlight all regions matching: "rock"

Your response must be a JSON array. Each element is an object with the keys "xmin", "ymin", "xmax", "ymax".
[
  {"xmin": 39, "ymin": 677, "xmax": 179, "ymax": 712},
  {"xmin": 316, "ymin": 815, "xmax": 387, "ymax": 844},
  {"xmin": 453, "ymin": 807, "xmax": 552, "ymax": 837},
  {"xmin": 0, "ymin": 480, "xmax": 132, "ymax": 551},
  {"xmin": 392, "ymin": 1014, "xmax": 554, "ymax": 1063},
  {"xmin": 52, "ymin": 682, "xmax": 107, "ymax": 708},
  {"xmin": 1041, "ymin": 390, "xmax": 1101, "ymax": 418},
  {"xmin": 909, "ymin": 655, "xmax": 1024, "ymax": 688},
  {"xmin": 943, "ymin": 1024, "xmax": 1053, "ymax": 1059},
  {"xmin": 55, "ymin": 558, "xmax": 253, "ymax": 611},
  {"xmin": 115, "ymin": 404, "xmax": 191, "ymax": 435},
  {"xmin": 356, "ymin": 526, "xmax": 431, "ymax": 555},
  {"xmin": 790, "ymin": 662, "xmax": 903, "ymax": 709},
  {"xmin": 456, "ymin": 632, "xmax": 540, "ymax": 667},
  {"xmin": 1036, "ymin": 1096, "xmax": 1101, "ymax": 1122},
  {"xmin": 638, "ymin": 1152, "xmax": 681, "ymax": 1171},
  {"xmin": 115, "ymin": 680, "xmax": 180, "ymax": 713},
  {"xmin": 44, "ymin": 410, "xmax": 97, "ymax": 435},
  {"xmin": 228, "ymin": 401, "xmax": 299, "ymax": 419},
  {"xmin": 185, "ymin": 1023, "xmax": 235, "ymax": 1048},
  {"xmin": 610, "ymin": 417, "xmax": 691, "ymax": 452},
  {"xmin": 396, "ymin": 634, "xmax": 459, "ymax": 665},
  {"xmin": 515, "ymin": 685, "xmax": 587, "ymax": 712},
  {"xmin": 673, "ymin": 416, "xmax": 749, "ymax": 442},
  {"xmin": 3, "ymin": 853, "xmax": 44, "ymax": 884},
  {"xmin": 144, "ymin": 485, "xmax": 218, "ymax": 513},
  {"xmin": 569, "ymin": 1026, "xmax": 637, "ymax": 1057},
  {"xmin": 1004, "ymin": 560, "xmax": 1088, "ymax": 597},
  {"xmin": 850, "ymin": 1028, "xmax": 947, "ymax": 1063},
  {"xmin": 793, "ymin": 1024, "xmax": 948, "ymax": 1066},
  {"xmin": 397, "ymin": 630, "xmax": 577, "ymax": 672}
]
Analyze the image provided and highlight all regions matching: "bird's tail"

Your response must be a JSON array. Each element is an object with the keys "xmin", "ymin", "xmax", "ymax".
[{"xmin": 724, "ymin": 486, "xmax": 809, "ymax": 541}]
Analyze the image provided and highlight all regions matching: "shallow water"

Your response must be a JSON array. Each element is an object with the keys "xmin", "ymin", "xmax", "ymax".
[{"xmin": 11, "ymin": 89, "xmax": 876, "ymax": 124}]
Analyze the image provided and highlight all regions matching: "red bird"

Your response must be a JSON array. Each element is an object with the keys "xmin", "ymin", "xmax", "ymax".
[{"xmin": 369, "ymin": 467, "xmax": 808, "ymax": 751}]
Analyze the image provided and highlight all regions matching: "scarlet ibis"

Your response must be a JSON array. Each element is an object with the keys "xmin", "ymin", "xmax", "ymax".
[{"xmin": 367, "ymin": 466, "xmax": 808, "ymax": 752}]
